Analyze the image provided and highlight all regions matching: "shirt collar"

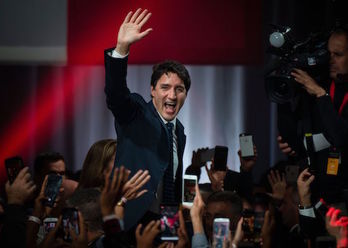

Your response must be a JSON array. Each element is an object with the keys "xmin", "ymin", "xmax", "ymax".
[{"xmin": 156, "ymin": 110, "xmax": 176, "ymax": 130}]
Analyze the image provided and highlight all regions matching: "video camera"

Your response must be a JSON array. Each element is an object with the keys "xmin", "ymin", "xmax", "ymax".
[{"xmin": 265, "ymin": 25, "xmax": 330, "ymax": 104}]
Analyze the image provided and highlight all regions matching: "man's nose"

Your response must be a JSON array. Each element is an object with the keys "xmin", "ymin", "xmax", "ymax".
[{"xmin": 168, "ymin": 88, "xmax": 176, "ymax": 99}]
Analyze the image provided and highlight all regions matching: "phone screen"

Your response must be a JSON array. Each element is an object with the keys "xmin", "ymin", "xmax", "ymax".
[
  {"xmin": 183, "ymin": 176, "xmax": 196, "ymax": 205},
  {"xmin": 213, "ymin": 218, "xmax": 230, "ymax": 248},
  {"xmin": 239, "ymin": 134, "xmax": 254, "ymax": 158},
  {"xmin": 43, "ymin": 218, "xmax": 58, "ymax": 234},
  {"xmin": 214, "ymin": 146, "xmax": 228, "ymax": 171},
  {"xmin": 5, "ymin": 156, "xmax": 24, "ymax": 184},
  {"xmin": 160, "ymin": 205, "xmax": 179, "ymax": 241},
  {"xmin": 44, "ymin": 174, "xmax": 63, "ymax": 207},
  {"xmin": 242, "ymin": 209, "xmax": 255, "ymax": 235},
  {"xmin": 62, "ymin": 208, "xmax": 79, "ymax": 242}
]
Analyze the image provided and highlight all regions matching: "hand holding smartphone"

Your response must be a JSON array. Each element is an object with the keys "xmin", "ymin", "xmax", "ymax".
[
  {"xmin": 5, "ymin": 156, "xmax": 25, "ymax": 184},
  {"xmin": 61, "ymin": 207, "xmax": 79, "ymax": 242},
  {"xmin": 239, "ymin": 134, "xmax": 255, "ymax": 158},
  {"xmin": 44, "ymin": 174, "xmax": 63, "ymax": 207}
]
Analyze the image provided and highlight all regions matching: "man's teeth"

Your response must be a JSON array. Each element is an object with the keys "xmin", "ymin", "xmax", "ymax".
[{"xmin": 165, "ymin": 103, "xmax": 176, "ymax": 107}]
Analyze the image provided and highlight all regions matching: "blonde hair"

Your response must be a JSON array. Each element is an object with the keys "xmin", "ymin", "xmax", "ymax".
[{"xmin": 78, "ymin": 139, "xmax": 116, "ymax": 189}]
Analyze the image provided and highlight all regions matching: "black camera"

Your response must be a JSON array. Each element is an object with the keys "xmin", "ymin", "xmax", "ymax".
[{"xmin": 265, "ymin": 25, "xmax": 330, "ymax": 104}]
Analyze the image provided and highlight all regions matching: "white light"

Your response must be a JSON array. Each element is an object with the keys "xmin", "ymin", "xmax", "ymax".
[{"xmin": 269, "ymin": 32, "xmax": 285, "ymax": 48}]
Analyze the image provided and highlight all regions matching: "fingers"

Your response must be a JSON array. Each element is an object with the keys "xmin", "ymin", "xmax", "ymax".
[
  {"xmin": 135, "ymin": 223, "xmax": 142, "ymax": 239},
  {"xmin": 139, "ymin": 28, "xmax": 153, "ymax": 39},
  {"xmin": 331, "ymin": 209, "xmax": 341, "ymax": 226},
  {"xmin": 178, "ymin": 209, "xmax": 185, "ymax": 231},
  {"xmin": 298, "ymin": 168, "xmax": 311, "ymax": 180},
  {"xmin": 130, "ymin": 8, "xmax": 142, "ymax": 23},
  {"xmin": 139, "ymin": 12, "xmax": 152, "ymax": 28},
  {"xmin": 144, "ymin": 220, "xmax": 156, "ymax": 233},
  {"xmin": 111, "ymin": 167, "xmax": 119, "ymax": 190},
  {"xmin": 128, "ymin": 170, "xmax": 143, "ymax": 185},
  {"xmin": 78, "ymin": 211, "xmax": 86, "ymax": 239},
  {"xmin": 16, "ymin": 167, "xmax": 29, "ymax": 181},
  {"xmin": 135, "ymin": 189, "xmax": 148, "ymax": 198},
  {"xmin": 115, "ymin": 166, "xmax": 125, "ymax": 192},
  {"xmin": 123, "ymin": 11, "xmax": 133, "ymax": 24},
  {"xmin": 40, "ymin": 175, "xmax": 49, "ymax": 195}
]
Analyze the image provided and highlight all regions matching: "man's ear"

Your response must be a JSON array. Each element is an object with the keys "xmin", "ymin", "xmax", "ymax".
[{"xmin": 150, "ymin": 85, "xmax": 154, "ymax": 98}]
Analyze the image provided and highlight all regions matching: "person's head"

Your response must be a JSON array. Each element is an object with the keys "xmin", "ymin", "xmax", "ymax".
[
  {"xmin": 150, "ymin": 60, "xmax": 191, "ymax": 121},
  {"xmin": 78, "ymin": 139, "xmax": 116, "ymax": 189},
  {"xmin": 328, "ymin": 28, "xmax": 348, "ymax": 80},
  {"xmin": 33, "ymin": 152, "xmax": 66, "ymax": 189},
  {"xmin": 66, "ymin": 188, "xmax": 103, "ymax": 239},
  {"xmin": 204, "ymin": 191, "xmax": 243, "ymax": 240}
]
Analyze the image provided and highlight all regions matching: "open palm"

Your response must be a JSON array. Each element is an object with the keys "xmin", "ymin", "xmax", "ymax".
[{"xmin": 116, "ymin": 9, "xmax": 152, "ymax": 55}]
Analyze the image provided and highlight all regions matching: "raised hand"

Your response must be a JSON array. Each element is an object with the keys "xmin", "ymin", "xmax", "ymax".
[
  {"xmin": 100, "ymin": 166, "xmax": 128, "ymax": 216},
  {"xmin": 297, "ymin": 168, "xmax": 315, "ymax": 207},
  {"xmin": 205, "ymin": 162, "xmax": 226, "ymax": 192},
  {"xmin": 122, "ymin": 169, "xmax": 151, "ymax": 201},
  {"xmin": 238, "ymin": 146, "xmax": 257, "ymax": 172},
  {"xmin": 277, "ymin": 135, "xmax": 296, "ymax": 156},
  {"xmin": 6, "ymin": 167, "xmax": 36, "ymax": 205},
  {"xmin": 326, "ymin": 207, "xmax": 348, "ymax": 248},
  {"xmin": 135, "ymin": 220, "xmax": 161, "ymax": 248},
  {"xmin": 116, "ymin": 8, "xmax": 153, "ymax": 55},
  {"xmin": 291, "ymin": 68, "xmax": 326, "ymax": 97},
  {"xmin": 70, "ymin": 212, "xmax": 88, "ymax": 248},
  {"xmin": 189, "ymin": 184, "xmax": 205, "ymax": 234},
  {"xmin": 267, "ymin": 170, "xmax": 287, "ymax": 201}
]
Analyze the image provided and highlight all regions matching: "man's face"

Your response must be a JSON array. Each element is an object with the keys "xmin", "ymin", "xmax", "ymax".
[
  {"xmin": 328, "ymin": 33, "xmax": 348, "ymax": 80},
  {"xmin": 204, "ymin": 201, "xmax": 240, "ymax": 241},
  {"xmin": 151, "ymin": 72, "xmax": 187, "ymax": 121},
  {"xmin": 47, "ymin": 160, "xmax": 66, "ymax": 177}
]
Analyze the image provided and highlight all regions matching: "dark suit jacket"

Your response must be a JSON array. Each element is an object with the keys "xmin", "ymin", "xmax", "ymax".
[{"xmin": 104, "ymin": 49, "xmax": 186, "ymax": 230}]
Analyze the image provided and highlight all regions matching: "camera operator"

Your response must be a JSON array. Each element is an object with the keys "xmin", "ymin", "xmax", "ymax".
[{"xmin": 278, "ymin": 27, "xmax": 348, "ymax": 206}]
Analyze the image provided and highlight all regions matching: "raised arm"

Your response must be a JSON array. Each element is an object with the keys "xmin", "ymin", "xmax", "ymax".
[{"xmin": 104, "ymin": 8, "xmax": 153, "ymax": 124}]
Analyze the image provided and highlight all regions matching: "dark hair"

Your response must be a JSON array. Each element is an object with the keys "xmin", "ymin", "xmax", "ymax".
[
  {"xmin": 331, "ymin": 24, "xmax": 348, "ymax": 42},
  {"xmin": 67, "ymin": 188, "xmax": 103, "ymax": 232},
  {"xmin": 207, "ymin": 191, "xmax": 243, "ymax": 215},
  {"xmin": 34, "ymin": 152, "xmax": 65, "ymax": 175},
  {"xmin": 151, "ymin": 60, "xmax": 191, "ymax": 93}
]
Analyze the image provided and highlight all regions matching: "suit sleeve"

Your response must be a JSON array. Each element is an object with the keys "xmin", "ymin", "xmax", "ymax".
[
  {"xmin": 316, "ymin": 95, "xmax": 348, "ymax": 148},
  {"xmin": 104, "ymin": 48, "xmax": 138, "ymax": 125}
]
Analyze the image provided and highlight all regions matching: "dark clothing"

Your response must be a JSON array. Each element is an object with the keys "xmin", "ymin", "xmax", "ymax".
[
  {"xmin": 104, "ymin": 49, "xmax": 186, "ymax": 230},
  {"xmin": 0, "ymin": 204, "xmax": 27, "ymax": 248},
  {"xmin": 278, "ymin": 81, "xmax": 348, "ymax": 203}
]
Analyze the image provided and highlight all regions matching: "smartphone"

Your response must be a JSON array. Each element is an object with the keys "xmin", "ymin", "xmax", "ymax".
[
  {"xmin": 213, "ymin": 218, "xmax": 230, "ymax": 248},
  {"xmin": 182, "ymin": 175, "xmax": 197, "ymax": 207},
  {"xmin": 160, "ymin": 204, "xmax": 180, "ymax": 241},
  {"xmin": 200, "ymin": 148, "xmax": 215, "ymax": 163},
  {"xmin": 62, "ymin": 207, "xmax": 79, "ymax": 242},
  {"xmin": 44, "ymin": 174, "xmax": 63, "ymax": 207},
  {"xmin": 43, "ymin": 217, "xmax": 58, "ymax": 234},
  {"xmin": 214, "ymin": 146, "xmax": 228, "ymax": 171},
  {"xmin": 5, "ymin": 156, "xmax": 24, "ymax": 184},
  {"xmin": 239, "ymin": 134, "xmax": 254, "ymax": 158},
  {"xmin": 242, "ymin": 209, "xmax": 255, "ymax": 235}
]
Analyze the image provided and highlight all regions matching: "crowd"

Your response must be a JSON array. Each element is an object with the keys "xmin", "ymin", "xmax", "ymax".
[{"xmin": 1, "ymin": 7, "xmax": 348, "ymax": 248}]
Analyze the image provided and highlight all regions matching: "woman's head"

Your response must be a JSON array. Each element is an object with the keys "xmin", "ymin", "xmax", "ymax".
[{"xmin": 78, "ymin": 139, "xmax": 116, "ymax": 189}]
